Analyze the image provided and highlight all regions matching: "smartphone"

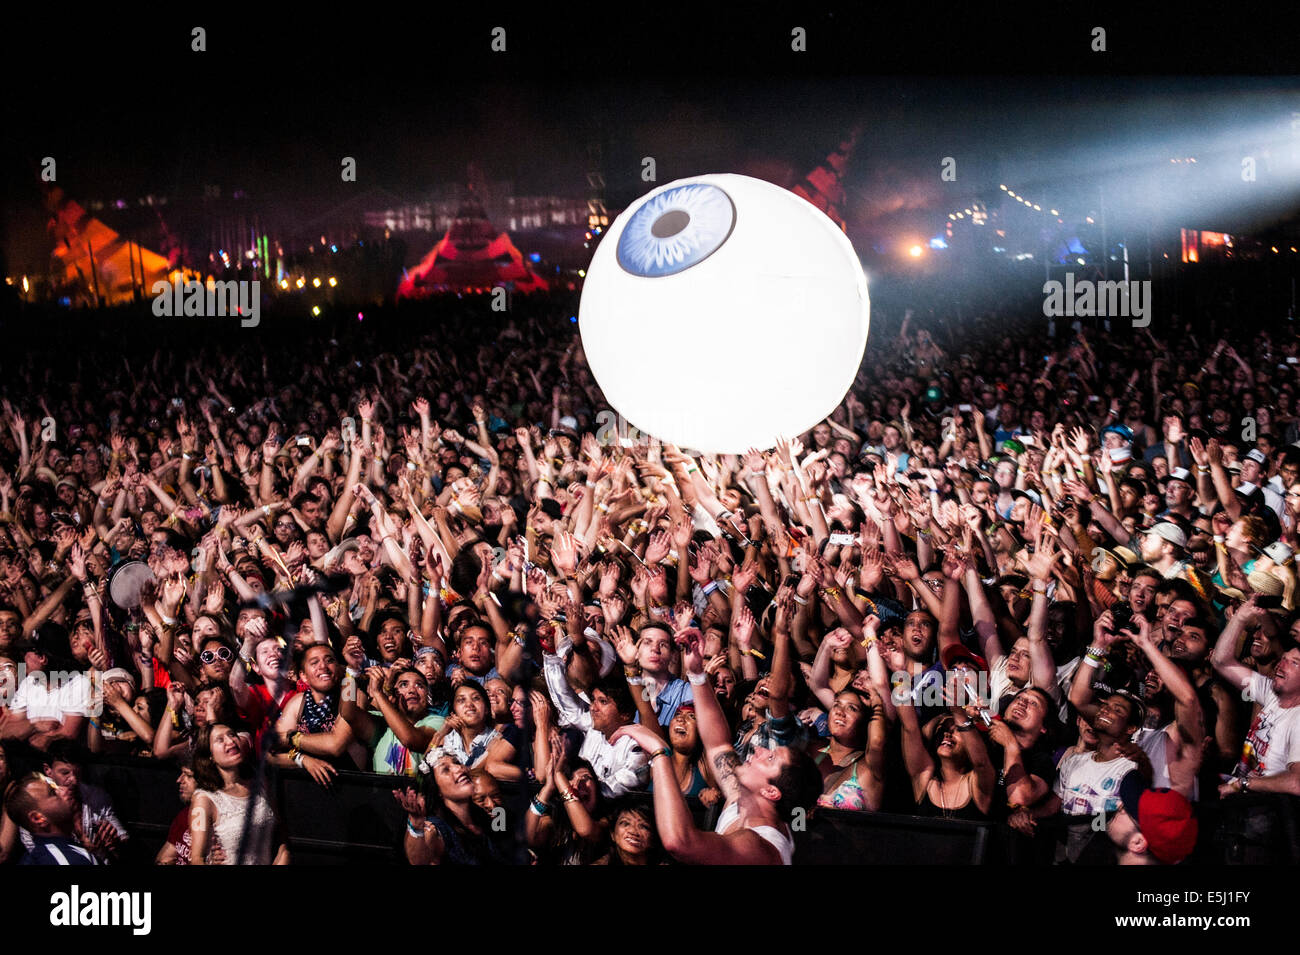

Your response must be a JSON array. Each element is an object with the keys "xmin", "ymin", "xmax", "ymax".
[
  {"xmin": 828, "ymin": 532, "xmax": 855, "ymax": 546},
  {"xmin": 297, "ymin": 437, "xmax": 311, "ymax": 447},
  {"xmin": 958, "ymin": 404, "xmax": 972, "ymax": 412},
  {"xmin": 1110, "ymin": 602, "xmax": 1135, "ymax": 634}
]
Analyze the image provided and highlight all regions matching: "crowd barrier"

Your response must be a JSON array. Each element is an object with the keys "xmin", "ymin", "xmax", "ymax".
[{"xmin": 77, "ymin": 756, "xmax": 1300, "ymax": 865}]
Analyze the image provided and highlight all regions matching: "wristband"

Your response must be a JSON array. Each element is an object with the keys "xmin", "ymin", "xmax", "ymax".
[
  {"xmin": 159, "ymin": 611, "xmax": 177, "ymax": 626},
  {"xmin": 687, "ymin": 671, "xmax": 708, "ymax": 686},
  {"xmin": 1083, "ymin": 656, "xmax": 1102, "ymax": 669},
  {"xmin": 743, "ymin": 648, "xmax": 767, "ymax": 660},
  {"xmin": 649, "ymin": 747, "xmax": 672, "ymax": 763},
  {"xmin": 701, "ymin": 580, "xmax": 720, "ymax": 597},
  {"xmin": 627, "ymin": 675, "xmax": 644, "ymax": 686},
  {"xmin": 407, "ymin": 819, "xmax": 426, "ymax": 837},
  {"xmin": 529, "ymin": 797, "xmax": 550, "ymax": 817}
]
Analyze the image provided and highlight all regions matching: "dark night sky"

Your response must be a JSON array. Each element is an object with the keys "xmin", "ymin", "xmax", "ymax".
[{"xmin": 5, "ymin": 8, "xmax": 1300, "ymax": 265}]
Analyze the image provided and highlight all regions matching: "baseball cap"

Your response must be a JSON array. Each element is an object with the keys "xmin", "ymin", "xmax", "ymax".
[
  {"xmin": 1246, "ymin": 448, "xmax": 1268, "ymax": 466},
  {"xmin": 1167, "ymin": 467, "xmax": 1193, "ymax": 486},
  {"xmin": 1101, "ymin": 423, "xmax": 1134, "ymax": 443},
  {"xmin": 1117, "ymin": 770, "xmax": 1198, "ymax": 864},
  {"xmin": 1144, "ymin": 522, "xmax": 1188, "ymax": 549},
  {"xmin": 941, "ymin": 644, "xmax": 989, "ymax": 672}
]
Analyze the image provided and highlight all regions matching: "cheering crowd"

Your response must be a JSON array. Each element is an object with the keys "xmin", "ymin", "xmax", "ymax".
[{"xmin": 1, "ymin": 298, "xmax": 1299, "ymax": 866}]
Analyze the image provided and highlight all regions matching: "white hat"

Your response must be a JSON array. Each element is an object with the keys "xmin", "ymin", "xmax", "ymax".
[{"xmin": 1145, "ymin": 522, "xmax": 1188, "ymax": 549}]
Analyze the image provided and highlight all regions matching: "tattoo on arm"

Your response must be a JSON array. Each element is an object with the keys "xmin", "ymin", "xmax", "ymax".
[{"xmin": 713, "ymin": 751, "xmax": 741, "ymax": 802}]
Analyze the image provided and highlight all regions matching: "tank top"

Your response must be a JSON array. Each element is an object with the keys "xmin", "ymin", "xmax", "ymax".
[
  {"xmin": 198, "ymin": 788, "xmax": 276, "ymax": 865},
  {"xmin": 915, "ymin": 776, "xmax": 987, "ymax": 822},
  {"xmin": 714, "ymin": 801, "xmax": 794, "ymax": 865}
]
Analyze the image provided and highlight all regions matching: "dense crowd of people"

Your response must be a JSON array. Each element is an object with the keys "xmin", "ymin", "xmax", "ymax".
[{"xmin": 2, "ymin": 297, "xmax": 1299, "ymax": 866}]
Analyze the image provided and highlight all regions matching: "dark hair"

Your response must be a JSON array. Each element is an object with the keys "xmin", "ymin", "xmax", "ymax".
[
  {"xmin": 41, "ymin": 739, "xmax": 88, "ymax": 769},
  {"xmin": 192, "ymin": 722, "xmax": 253, "ymax": 792},
  {"xmin": 451, "ymin": 679, "xmax": 492, "ymax": 724},
  {"xmin": 771, "ymin": 746, "xmax": 824, "ymax": 821},
  {"xmin": 5, "ymin": 773, "xmax": 51, "ymax": 829},
  {"xmin": 592, "ymin": 674, "xmax": 636, "ymax": 721}
]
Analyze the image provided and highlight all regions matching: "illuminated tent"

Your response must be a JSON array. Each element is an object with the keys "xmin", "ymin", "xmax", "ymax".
[
  {"xmin": 45, "ymin": 186, "xmax": 176, "ymax": 306},
  {"xmin": 397, "ymin": 195, "xmax": 548, "ymax": 297}
]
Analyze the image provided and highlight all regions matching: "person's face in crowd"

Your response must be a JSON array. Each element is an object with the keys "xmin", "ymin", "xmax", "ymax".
[
  {"xmin": 636, "ymin": 627, "xmax": 674, "ymax": 674},
  {"xmin": 970, "ymin": 480, "xmax": 993, "ymax": 506},
  {"xmin": 199, "ymin": 637, "xmax": 233, "ymax": 683},
  {"xmin": 31, "ymin": 503, "xmax": 50, "ymax": 531},
  {"xmin": 1004, "ymin": 688, "xmax": 1048, "ymax": 740},
  {"xmin": 1169, "ymin": 621, "xmax": 1209, "ymax": 663},
  {"xmin": 1164, "ymin": 598, "xmax": 1198, "ymax": 635},
  {"xmin": 415, "ymin": 650, "xmax": 445, "ymax": 686},
  {"xmin": 833, "ymin": 437, "xmax": 853, "ymax": 458},
  {"xmin": 882, "ymin": 426, "xmax": 902, "ymax": 452},
  {"xmin": 1005, "ymin": 636, "xmax": 1033, "ymax": 684},
  {"xmin": 0, "ymin": 654, "xmax": 17, "ymax": 701},
  {"xmin": 1165, "ymin": 478, "xmax": 1192, "ymax": 509},
  {"xmin": 356, "ymin": 534, "xmax": 377, "ymax": 565},
  {"xmin": 569, "ymin": 766, "xmax": 598, "ymax": 809},
  {"xmin": 376, "ymin": 619, "xmax": 406, "ymax": 663},
  {"xmin": 1139, "ymin": 493, "xmax": 1161, "ymax": 516},
  {"xmin": 56, "ymin": 482, "xmax": 77, "ymax": 508},
  {"xmin": 712, "ymin": 665, "xmax": 737, "ymax": 702},
  {"xmin": 177, "ymin": 767, "xmax": 196, "ymax": 805},
  {"xmin": 668, "ymin": 704, "xmax": 702, "ymax": 753},
  {"xmin": 994, "ymin": 462, "xmax": 1016, "ymax": 490},
  {"xmin": 302, "ymin": 645, "xmax": 340, "ymax": 693},
  {"xmin": 828, "ymin": 690, "xmax": 868, "ymax": 745},
  {"xmin": 737, "ymin": 744, "xmax": 793, "ymax": 801},
  {"xmin": 811, "ymin": 423, "xmax": 831, "ymax": 449},
  {"xmin": 1138, "ymin": 532, "xmax": 1167, "ymax": 564},
  {"xmin": 69, "ymin": 621, "xmax": 94, "ymax": 663},
  {"xmin": 471, "ymin": 773, "xmax": 502, "ymax": 813},
  {"xmin": 612, "ymin": 809, "xmax": 654, "ymax": 860},
  {"xmin": 587, "ymin": 688, "xmax": 627, "ymax": 736},
  {"xmin": 1118, "ymin": 483, "xmax": 1140, "ymax": 511},
  {"xmin": 903, "ymin": 612, "xmax": 936, "ymax": 663},
  {"xmin": 273, "ymin": 514, "xmax": 297, "ymax": 546},
  {"xmin": 433, "ymin": 754, "xmax": 474, "ymax": 803},
  {"xmin": 452, "ymin": 684, "xmax": 487, "ymax": 729},
  {"xmin": 299, "ymin": 497, "xmax": 324, "ymax": 528},
  {"xmin": 484, "ymin": 678, "xmax": 512, "ymax": 723},
  {"xmin": 193, "ymin": 615, "xmax": 220, "ymax": 644},
  {"xmin": 21, "ymin": 775, "xmax": 76, "ymax": 832},
  {"xmin": 1076, "ymin": 715, "xmax": 1099, "ymax": 749},
  {"xmin": 305, "ymin": 530, "xmax": 330, "ymax": 560},
  {"xmin": 1240, "ymin": 458, "xmax": 1262, "ymax": 484},
  {"xmin": 394, "ymin": 671, "xmax": 429, "ymax": 718},
  {"xmin": 1010, "ymin": 496, "xmax": 1030, "ymax": 524},
  {"xmin": 195, "ymin": 687, "xmax": 226, "ymax": 727},
  {"xmin": 46, "ymin": 759, "xmax": 80, "ymax": 793},
  {"xmin": 509, "ymin": 684, "xmax": 528, "ymax": 730},
  {"xmin": 254, "ymin": 638, "xmax": 286, "ymax": 683},
  {"xmin": 1272, "ymin": 648, "xmax": 1300, "ymax": 696},
  {"xmin": 1092, "ymin": 695, "xmax": 1137, "ymax": 739},
  {"xmin": 457, "ymin": 626, "xmax": 495, "ymax": 675}
]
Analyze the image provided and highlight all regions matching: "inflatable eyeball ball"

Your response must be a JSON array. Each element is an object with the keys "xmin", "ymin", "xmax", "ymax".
[{"xmin": 579, "ymin": 174, "xmax": 869, "ymax": 455}]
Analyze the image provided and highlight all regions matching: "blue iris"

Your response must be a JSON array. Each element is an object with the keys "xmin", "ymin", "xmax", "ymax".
[{"xmin": 616, "ymin": 183, "xmax": 736, "ymax": 277}]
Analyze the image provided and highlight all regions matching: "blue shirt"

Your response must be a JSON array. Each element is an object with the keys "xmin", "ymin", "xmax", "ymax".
[{"xmin": 20, "ymin": 836, "xmax": 99, "ymax": 865}]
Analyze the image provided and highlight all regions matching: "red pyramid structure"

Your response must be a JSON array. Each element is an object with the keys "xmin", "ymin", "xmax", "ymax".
[{"xmin": 396, "ymin": 183, "xmax": 549, "ymax": 298}]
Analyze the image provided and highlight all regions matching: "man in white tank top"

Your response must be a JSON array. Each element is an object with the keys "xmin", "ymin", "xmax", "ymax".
[{"xmin": 612, "ymin": 626, "xmax": 821, "ymax": 865}]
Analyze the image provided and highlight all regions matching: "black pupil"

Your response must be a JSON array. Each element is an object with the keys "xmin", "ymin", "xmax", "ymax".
[{"xmin": 651, "ymin": 209, "xmax": 691, "ymax": 238}]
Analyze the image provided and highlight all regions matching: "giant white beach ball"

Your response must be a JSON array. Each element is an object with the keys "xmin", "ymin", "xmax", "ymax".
[{"xmin": 579, "ymin": 173, "xmax": 869, "ymax": 455}]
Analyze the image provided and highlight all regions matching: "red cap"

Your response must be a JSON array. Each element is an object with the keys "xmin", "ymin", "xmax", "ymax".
[{"xmin": 1119, "ymin": 771, "xmax": 1198, "ymax": 864}]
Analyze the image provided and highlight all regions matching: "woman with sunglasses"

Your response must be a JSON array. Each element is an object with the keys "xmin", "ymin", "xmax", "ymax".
[
  {"xmin": 190, "ymin": 722, "xmax": 289, "ymax": 865},
  {"xmin": 898, "ymin": 694, "xmax": 995, "ymax": 821}
]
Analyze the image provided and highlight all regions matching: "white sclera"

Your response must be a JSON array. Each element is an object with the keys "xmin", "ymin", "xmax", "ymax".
[{"xmin": 579, "ymin": 173, "xmax": 869, "ymax": 455}]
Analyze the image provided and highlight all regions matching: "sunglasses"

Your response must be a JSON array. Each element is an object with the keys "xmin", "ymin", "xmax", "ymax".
[{"xmin": 200, "ymin": 646, "xmax": 234, "ymax": 665}]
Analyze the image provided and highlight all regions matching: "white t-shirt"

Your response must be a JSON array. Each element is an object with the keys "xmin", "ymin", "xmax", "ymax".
[
  {"xmin": 1054, "ymin": 750, "xmax": 1137, "ymax": 816},
  {"xmin": 1135, "ymin": 724, "xmax": 1200, "ymax": 801},
  {"xmin": 1237, "ymin": 672, "xmax": 1300, "ymax": 778},
  {"xmin": 715, "ymin": 801, "xmax": 794, "ymax": 865},
  {"xmin": 10, "ymin": 670, "xmax": 92, "ymax": 723}
]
